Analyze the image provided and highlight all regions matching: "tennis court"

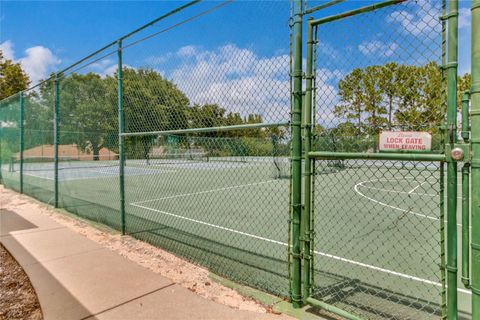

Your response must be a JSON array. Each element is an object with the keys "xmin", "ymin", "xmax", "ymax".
[{"xmin": 0, "ymin": 156, "xmax": 471, "ymax": 317}]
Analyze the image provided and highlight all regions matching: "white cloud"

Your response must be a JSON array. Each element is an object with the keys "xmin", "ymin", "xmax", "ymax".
[
  {"xmin": 0, "ymin": 40, "xmax": 14, "ymax": 60},
  {"xmin": 177, "ymin": 45, "xmax": 197, "ymax": 57},
  {"xmin": 0, "ymin": 40, "xmax": 60, "ymax": 85},
  {"xmin": 145, "ymin": 44, "xmax": 338, "ymax": 124},
  {"xmin": 387, "ymin": 0, "xmax": 441, "ymax": 36},
  {"xmin": 167, "ymin": 44, "xmax": 291, "ymax": 122},
  {"xmin": 459, "ymin": 8, "xmax": 471, "ymax": 29},
  {"xmin": 358, "ymin": 40, "xmax": 399, "ymax": 57}
]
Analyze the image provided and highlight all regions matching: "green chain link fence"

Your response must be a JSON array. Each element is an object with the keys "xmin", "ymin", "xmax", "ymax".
[
  {"xmin": 0, "ymin": 0, "xmax": 293, "ymax": 298},
  {"xmin": 1, "ymin": 1, "xmax": 478, "ymax": 319}
]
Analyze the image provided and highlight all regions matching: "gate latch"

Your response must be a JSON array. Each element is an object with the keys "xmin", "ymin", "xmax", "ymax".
[{"xmin": 445, "ymin": 143, "xmax": 471, "ymax": 162}]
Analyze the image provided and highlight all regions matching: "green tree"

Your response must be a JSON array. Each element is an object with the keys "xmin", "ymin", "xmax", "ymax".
[
  {"xmin": 334, "ymin": 68, "xmax": 364, "ymax": 133},
  {"xmin": 120, "ymin": 68, "xmax": 190, "ymax": 159},
  {"xmin": 0, "ymin": 50, "xmax": 30, "ymax": 100},
  {"xmin": 458, "ymin": 73, "xmax": 471, "ymax": 110}
]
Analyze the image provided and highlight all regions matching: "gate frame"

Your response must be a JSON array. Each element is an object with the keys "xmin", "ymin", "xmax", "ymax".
[{"xmin": 289, "ymin": 0, "xmax": 476, "ymax": 319}]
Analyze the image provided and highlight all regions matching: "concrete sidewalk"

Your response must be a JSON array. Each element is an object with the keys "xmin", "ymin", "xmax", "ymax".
[{"xmin": 0, "ymin": 206, "xmax": 291, "ymax": 320}]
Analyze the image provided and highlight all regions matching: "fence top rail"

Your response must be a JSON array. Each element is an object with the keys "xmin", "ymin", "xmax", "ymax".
[
  {"xmin": 304, "ymin": 0, "xmax": 346, "ymax": 15},
  {"xmin": 310, "ymin": 0, "xmax": 406, "ymax": 26},
  {"xmin": 308, "ymin": 151, "xmax": 446, "ymax": 162},
  {"xmin": 121, "ymin": 122, "xmax": 290, "ymax": 137}
]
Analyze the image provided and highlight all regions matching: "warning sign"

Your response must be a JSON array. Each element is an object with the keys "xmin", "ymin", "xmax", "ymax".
[{"xmin": 379, "ymin": 131, "xmax": 432, "ymax": 152}]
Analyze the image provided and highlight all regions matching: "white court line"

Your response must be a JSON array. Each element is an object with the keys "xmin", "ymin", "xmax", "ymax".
[
  {"xmin": 23, "ymin": 172, "xmax": 54, "ymax": 181},
  {"xmin": 354, "ymin": 180, "xmax": 463, "ymax": 227},
  {"xmin": 131, "ymin": 180, "xmax": 277, "ymax": 205},
  {"xmin": 408, "ymin": 182, "xmax": 427, "ymax": 194},
  {"xmin": 354, "ymin": 180, "xmax": 438, "ymax": 221},
  {"xmin": 129, "ymin": 202, "xmax": 471, "ymax": 295},
  {"xmin": 359, "ymin": 183, "xmax": 463, "ymax": 199}
]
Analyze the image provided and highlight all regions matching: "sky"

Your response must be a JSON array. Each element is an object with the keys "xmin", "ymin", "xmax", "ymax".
[{"xmin": 0, "ymin": 0, "xmax": 474, "ymax": 123}]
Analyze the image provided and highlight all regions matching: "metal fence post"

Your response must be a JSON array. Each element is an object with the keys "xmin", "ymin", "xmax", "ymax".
[
  {"xmin": 302, "ymin": 19, "xmax": 314, "ymax": 302},
  {"xmin": 461, "ymin": 91, "xmax": 471, "ymax": 289},
  {"xmin": 291, "ymin": 0, "xmax": 303, "ymax": 308},
  {"xmin": 54, "ymin": 76, "xmax": 59, "ymax": 208},
  {"xmin": 470, "ymin": 0, "xmax": 480, "ymax": 317},
  {"xmin": 446, "ymin": 0, "xmax": 459, "ymax": 318},
  {"xmin": 118, "ymin": 40, "xmax": 126, "ymax": 235},
  {"xmin": 19, "ymin": 92, "xmax": 24, "ymax": 194}
]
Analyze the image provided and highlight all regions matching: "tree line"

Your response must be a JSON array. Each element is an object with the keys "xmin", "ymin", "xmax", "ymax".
[
  {"xmin": 314, "ymin": 62, "xmax": 470, "ymax": 152},
  {"xmin": 0, "ymin": 49, "xmax": 472, "ymax": 159}
]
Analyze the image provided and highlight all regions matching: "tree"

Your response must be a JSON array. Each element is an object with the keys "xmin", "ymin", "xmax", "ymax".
[
  {"xmin": 120, "ymin": 68, "xmax": 190, "ymax": 159},
  {"xmin": 334, "ymin": 62, "xmax": 446, "ymax": 136},
  {"xmin": 379, "ymin": 63, "xmax": 399, "ymax": 129},
  {"xmin": 458, "ymin": 73, "xmax": 471, "ymax": 110},
  {"xmin": 362, "ymin": 65, "xmax": 387, "ymax": 137},
  {"xmin": 334, "ymin": 68, "xmax": 364, "ymax": 133},
  {"xmin": 0, "ymin": 51, "xmax": 30, "ymax": 100}
]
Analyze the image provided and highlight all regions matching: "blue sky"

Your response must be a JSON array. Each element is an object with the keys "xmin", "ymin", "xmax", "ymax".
[{"xmin": 0, "ymin": 0, "xmax": 473, "ymax": 123}]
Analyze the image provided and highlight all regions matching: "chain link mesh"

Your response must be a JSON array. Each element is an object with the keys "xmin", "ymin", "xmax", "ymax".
[
  {"xmin": 310, "ymin": 1, "xmax": 447, "ymax": 319},
  {"xmin": 0, "ymin": 93, "xmax": 21, "ymax": 191},
  {"xmin": 120, "ymin": 0, "xmax": 292, "ymax": 296},
  {"xmin": 0, "ymin": 0, "xmax": 466, "ymax": 316}
]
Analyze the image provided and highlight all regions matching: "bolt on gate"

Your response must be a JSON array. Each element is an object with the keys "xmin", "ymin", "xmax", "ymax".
[{"xmin": 288, "ymin": 0, "xmax": 479, "ymax": 319}]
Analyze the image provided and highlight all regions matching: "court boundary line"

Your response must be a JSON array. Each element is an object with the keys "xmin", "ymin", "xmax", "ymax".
[
  {"xmin": 131, "ymin": 179, "xmax": 278, "ymax": 205},
  {"xmin": 354, "ymin": 179, "xmax": 463, "ymax": 227},
  {"xmin": 129, "ymin": 201, "xmax": 471, "ymax": 295},
  {"xmin": 18, "ymin": 167, "xmax": 177, "ymax": 182}
]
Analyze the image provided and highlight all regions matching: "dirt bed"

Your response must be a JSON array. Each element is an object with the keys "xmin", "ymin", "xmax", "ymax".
[{"xmin": 0, "ymin": 243, "xmax": 43, "ymax": 320}]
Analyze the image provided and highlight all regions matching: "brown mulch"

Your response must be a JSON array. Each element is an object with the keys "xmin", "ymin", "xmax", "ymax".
[{"xmin": 0, "ymin": 243, "xmax": 43, "ymax": 320}]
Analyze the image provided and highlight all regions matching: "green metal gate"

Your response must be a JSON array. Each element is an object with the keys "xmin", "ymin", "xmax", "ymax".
[{"xmin": 289, "ymin": 0, "xmax": 478, "ymax": 319}]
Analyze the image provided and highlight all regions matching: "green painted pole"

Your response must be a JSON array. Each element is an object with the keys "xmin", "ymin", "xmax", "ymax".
[
  {"xmin": 461, "ymin": 92, "xmax": 470, "ymax": 289},
  {"xmin": 308, "ymin": 151, "xmax": 446, "ymax": 162},
  {"xmin": 118, "ymin": 40, "xmax": 126, "ymax": 235},
  {"xmin": 462, "ymin": 91, "xmax": 471, "ymax": 142},
  {"xmin": 290, "ymin": 0, "xmax": 303, "ymax": 308},
  {"xmin": 446, "ymin": 1, "xmax": 459, "ymax": 318},
  {"xmin": 54, "ymin": 76, "xmax": 59, "ymax": 208},
  {"xmin": 121, "ymin": 122, "xmax": 289, "ymax": 137},
  {"xmin": 304, "ymin": 0, "xmax": 346, "ymax": 15},
  {"xmin": 470, "ymin": 0, "xmax": 480, "ymax": 317},
  {"xmin": 306, "ymin": 297, "xmax": 363, "ymax": 320},
  {"xmin": 19, "ymin": 92, "xmax": 24, "ymax": 194},
  {"xmin": 302, "ymin": 20, "xmax": 314, "ymax": 302},
  {"xmin": 440, "ymin": 2, "xmax": 447, "ymax": 315},
  {"xmin": 310, "ymin": 0, "xmax": 405, "ymax": 26}
]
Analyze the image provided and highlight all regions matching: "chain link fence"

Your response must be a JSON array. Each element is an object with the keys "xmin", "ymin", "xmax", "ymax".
[
  {"xmin": 308, "ymin": 0, "xmax": 449, "ymax": 319},
  {"xmin": 0, "ymin": 0, "xmax": 293, "ymax": 298},
  {"xmin": 119, "ymin": 0, "xmax": 292, "ymax": 296},
  {"xmin": 1, "ymin": 1, "xmax": 474, "ymax": 318}
]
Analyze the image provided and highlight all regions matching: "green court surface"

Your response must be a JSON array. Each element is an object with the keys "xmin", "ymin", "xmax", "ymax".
[{"xmin": 0, "ymin": 157, "xmax": 471, "ymax": 318}]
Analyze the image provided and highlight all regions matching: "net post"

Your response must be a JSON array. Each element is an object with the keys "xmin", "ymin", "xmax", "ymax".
[
  {"xmin": 118, "ymin": 39, "xmax": 126, "ymax": 235},
  {"xmin": 470, "ymin": 0, "xmax": 480, "ymax": 317},
  {"xmin": 301, "ymin": 19, "xmax": 314, "ymax": 303},
  {"xmin": 445, "ymin": 1, "xmax": 459, "ymax": 318},
  {"xmin": 19, "ymin": 92, "xmax": 24, "ymax": 194},
  {"xmin": 54, "ymin": 75, "xmax": 60, "ymax": 208},
  {"xmin": 290, "ymin": 0, "xmax": 303, "ymax": 308}
]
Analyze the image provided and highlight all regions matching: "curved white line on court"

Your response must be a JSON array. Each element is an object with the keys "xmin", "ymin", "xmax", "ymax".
[
  {"xmin": 359, "ymin": 183, "xmax": 436, "ymax": 197},
  {"xmin": 130, "ymin": 202, "xmax": 471, "ymax": 295},
  {"xmin": 354, "ymin": 179, "xmax": 463, "ymax": 227},
  {"xmin": 354, "ymin": 180, "xmax": 438, "ymax": 221}
]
